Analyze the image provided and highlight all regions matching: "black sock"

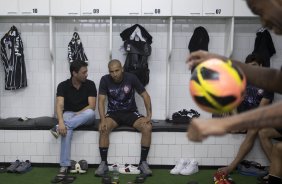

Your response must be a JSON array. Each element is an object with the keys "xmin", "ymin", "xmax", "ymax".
[
  {"xmin": 268, "ymin": 175, "xmax": 282, "ymax": 184},
  {"xmin": 140, "ymin": 146, "xmax": 150, "ymax": 164},
  {"xmin": 99, "ymin": 147, "xmax": 108, "ymax": 164}
]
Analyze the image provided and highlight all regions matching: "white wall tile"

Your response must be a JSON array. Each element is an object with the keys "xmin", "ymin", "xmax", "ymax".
[
  {"xmin": 31, "ymin": 156, "xmax": 44, "ymax": 163},
  {"xmin": 155, "ymin": 145, "xmax": 168, "ymax": 157},
  {"xmin": 195, "ymin": 145, "xmax": 208, "ymax": 158},
  {"xmin": 110, "ymin": 133, "xmax": 123, "ymax": 144},
  {"xmin": 18, "ymin": 131, "xmax": 31, "ymax": 143},
  {"xmin": 30, "ymin": 131, "xmax": 44, "ymax": 143},
  {"xmin": 122, "ymin": 132, "xmax": 136, "ymax": 144},
  {"xmin": 221, "ymin": 145, "xmax": 235, "ymax": 158},
  {"xmin": 128, "ymin": 144, "xmax": 140, "ymax": 157},
  {"xmin": 0, "ymin": 130, "xmax": 4, "ymax": 142},
  {"xmin": 214, "ymin": 158, "xmax": 228, "ymax": 166},
  {"xmin": 4, "ymin": 131, "xmax": 18, "ymax": 143},
  {"xmin": 23, "ymin": 143, "xmax": 37, "ymax": 155},
  {"xmin": 181, "ymin": 145, "xmax": 195, "ymax": 158},
  {"xmin": 75, "ymin": 144, "xmax": 90, "ymax": 157},
  {"xmin": 201, "ymin": 158, "xmax": 214, "ymax": 166},
  {"xmin": 5, "ymin": 156, "xmax": 19, "ymax": 162},
  {"xmin": 43, "ymin": 156, "xmax": 57, "ymax": 163},
  {"xmin": 116, "ymin": 144, "xmax": 128, "ymax": 157},
  {"xmin": 11, "ymin": 143, "xmax": 24, "ymax": 156},
  {"xmin": 0, "ymin": 143, "xmax": 11, "ymax": 156},
  {"xmin": 168, "ymin": 145, "xmax": 181, "ymax": 158},
  {"xmin": 208, "ymin": 145, "xmax": 221, "ymax": 158}
]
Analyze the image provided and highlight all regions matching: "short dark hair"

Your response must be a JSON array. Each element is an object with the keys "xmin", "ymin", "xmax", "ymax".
[
  {"xmin": 245, "ymin": 53, "xmax": 264, "ymax": 65},
  {"xmin": 70, "ymin": 61, "xmax": 88, "ymax": 76}
]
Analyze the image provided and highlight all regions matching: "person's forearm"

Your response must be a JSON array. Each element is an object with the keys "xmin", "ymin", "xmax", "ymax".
[
  {"xmin": 98, "ymin": 100, "xmax": 106, "ymax": 121},
  {"xmin": 144, "ymin": 95, "xmax": 152, "ymax": 118},
  {"xmin": 224, "ymin": 101, "xmax": 282, "ymax": 131},
  {"xmin": 56, "ymin": 104, "xmax": 64, "ymax": 125},
  {"xmin": 231, "ymin": 60, "xmax": 282, "ymax": 94}
]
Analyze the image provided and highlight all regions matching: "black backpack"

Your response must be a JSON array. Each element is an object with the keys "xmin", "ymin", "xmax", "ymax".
[{"xmin": 123, "ymin": 40, "xmax": 151, "ymax": 86}]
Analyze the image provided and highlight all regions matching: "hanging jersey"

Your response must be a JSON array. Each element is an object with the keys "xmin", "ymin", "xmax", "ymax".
[
  {"xmin": 67, "ymin": 32, "xmax": 88, "ymax": 63},
  {"xmin": 0, "ymin": 26, "xmax": 27, "ymax": 90}
]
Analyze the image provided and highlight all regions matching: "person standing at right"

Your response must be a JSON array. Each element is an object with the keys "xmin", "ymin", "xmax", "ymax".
[{"xmin": 187, "ymin": 0, "xmax": 282, "ymax": 183}]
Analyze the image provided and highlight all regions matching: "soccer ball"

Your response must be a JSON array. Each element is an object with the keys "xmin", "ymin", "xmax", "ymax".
[{"xmin": 189, "ymin": 58, "xmax": 246, "ymax": 113}]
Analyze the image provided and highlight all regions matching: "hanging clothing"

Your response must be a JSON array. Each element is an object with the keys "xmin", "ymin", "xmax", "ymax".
[
  {"xmin": 188, "ymin": 26, "xmax": 209, "ymax": 53},
  {"xmin": 67, "ymin": 32, "xmax": 88, "ymax": 63},
  {"xmin": 252, "ymin": 28, "xmax": 276, "ymax": 67},
  {"xmin": 0, "ymin": 25, "xmax": 27, "ymax": 90},
  {"xmin": 120, "ymin": 24, "xmax": 152, "ymax": 86}
]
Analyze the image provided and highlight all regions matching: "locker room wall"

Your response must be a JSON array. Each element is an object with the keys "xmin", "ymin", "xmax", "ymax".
[{"xmin": 1, "ymin": 17, "xmax": 282, "ymax": 119}]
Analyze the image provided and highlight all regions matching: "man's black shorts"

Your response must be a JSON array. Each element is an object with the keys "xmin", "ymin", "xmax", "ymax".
[{"xmin": 106, "ymin": 111, "xmax": 144, "ymax": 126}]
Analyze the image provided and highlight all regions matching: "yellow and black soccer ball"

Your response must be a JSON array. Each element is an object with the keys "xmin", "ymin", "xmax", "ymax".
[{"xmin": 189, "ymin": 58, "xmax": 246, "ymax": 113}]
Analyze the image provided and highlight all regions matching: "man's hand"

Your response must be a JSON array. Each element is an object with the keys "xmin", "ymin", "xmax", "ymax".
[
  {"xmin": 99, "ymin": 119, "xmax": 108, "ymax": 132},
  {"xmin": 187, "ymin": 118, "xmax": 228, "ymax": 142},
  {"xmin": 58, "ymin": 122, "xmax": 67, "ymax": 136},
  {"xmin": 137, "ymin": 116, "xmax": 151, "ymax": 128},
  {"xmin": 187, "ymin": 50, "xmax": 228, "ymax": 70}
]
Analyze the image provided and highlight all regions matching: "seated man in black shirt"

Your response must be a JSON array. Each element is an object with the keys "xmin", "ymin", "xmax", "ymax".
[
  {"xmin": 50, "ymin": 60, "xmax": 97, "ymax": 176},
  {"xmin": 95, "ymin": 59, "xmax": 152, "ymax": 176}
]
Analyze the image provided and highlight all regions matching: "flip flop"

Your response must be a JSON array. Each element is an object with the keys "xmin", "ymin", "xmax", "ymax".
[
  {"xmin": 61, "ymin": 176, "xmax": 76, "ymax": 184},
  {"xmin": 51, "ymin": 173, "xmax": 66, "ymax": 183}
]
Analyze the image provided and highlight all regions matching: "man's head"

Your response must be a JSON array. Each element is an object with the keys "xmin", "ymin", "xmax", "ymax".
[
  {"xmin": 246, "ymin": 0, "xmax": 282, "ymax": 34},
  {"xmin": 245, "ymin": 53, "xmax": 263, "ymax": 66},
  {"xmin": 70, "ymin": 61, "xmax": 88, "ymax": 82},
  {"xmin": 108, "ymin": 59, "xmax": 123, "ymax": 83}
]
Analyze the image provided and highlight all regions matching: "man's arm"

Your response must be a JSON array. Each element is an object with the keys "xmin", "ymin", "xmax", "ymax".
[
  {"xmin": 56, "ymin": 96, "xmax": 67, "ymax": 136},
  {"xmin": 76, "ymin": 96, "xmax": 96, "ymax": 114},
  {"xmin": 140, "ymin": 91, "xmax": 152, "ymax": 119},
  {"xmin": 98, "ymin": 94, "xmax": 107, "ymax": 131},
  {"xmin": 188, "ymin": 101, "xmax": 282, "ymax": 142}
]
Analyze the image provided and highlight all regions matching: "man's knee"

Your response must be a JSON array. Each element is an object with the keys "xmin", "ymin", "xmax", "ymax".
[{"xmin": 141, "ymin": 123, "xmax": 152, "ymax": 133}]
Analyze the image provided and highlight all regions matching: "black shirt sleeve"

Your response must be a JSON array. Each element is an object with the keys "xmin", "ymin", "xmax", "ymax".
[
  {"xmin": 56, "ymin": 82, "xmax": 65, "ymax": 97},
  {"xmin": 88, "ymin": 80, "xmax": 97, "ymax": 97},
  {"xmin": 99, "ymin": 76, "xmax": 108, "ymax": 95}
]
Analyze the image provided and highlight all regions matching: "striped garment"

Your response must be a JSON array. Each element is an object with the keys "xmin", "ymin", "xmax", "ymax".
[
  {"xmin": 67, "ymin": 32, "xmax": 88, "ymax": 63},
  {"xmin": 1, "ymin": 25, "xmax": 27, "ymax": 90}
]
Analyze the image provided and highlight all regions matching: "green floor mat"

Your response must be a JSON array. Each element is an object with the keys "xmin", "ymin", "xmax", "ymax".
[{"xmin": 0, "ymin": 167, "xmax": 257, "ymax": 184}]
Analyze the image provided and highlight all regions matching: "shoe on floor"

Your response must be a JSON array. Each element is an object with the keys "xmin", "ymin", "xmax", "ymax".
[
  {"xmin": 119, "ymin": 164, "xmax": 140, "ymax": 174},
  {"xmin": 50, "ymin": 125, "xmax": 59, "ymax": 139},
  {"xmin": 170, "ymin": 158, "xmax": 188, "ymax": 175},
  {"xmin": 108, "ymin": 163, "xmax": 124, "ymax": 172},
  {"xmin": 15, "ymin": 160, "xmax": 32, "ymax": 173},
  {"xmin": 139, "ymin": 161, "xmax": 152, "ymax": 176},
  {"xmin": 78, "ymin": 160, "xmax": 88, "ymax": 174},
  {"xmin": 69, "ymin": 160, "xmax": 77, "ymax": 173},
  {"xmin": 180, "ymin": 159, "xmax": 199, "ymax": 175},
  {"xmin": 6, "ymin": 159, "xmax": 21, "ymax": 173},
  {"xmin": 51, "ymin": 167, "xmax": 68, "ymax": 183},
  {"xmin": 95, "ymin": 161, "xmax": 108, "ymax": 177},
  {"xmin": 238, "ymin": 160, "xmax": 268, "ymax": 177}
]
